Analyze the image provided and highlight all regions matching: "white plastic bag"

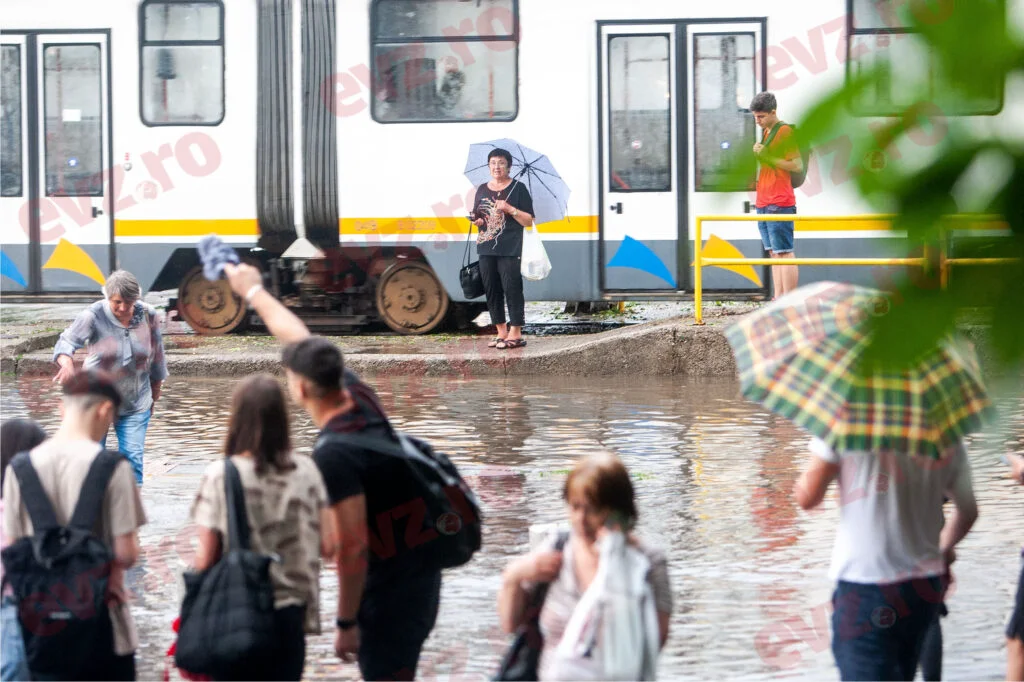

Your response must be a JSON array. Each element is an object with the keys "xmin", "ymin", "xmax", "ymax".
[
  {"xmin": 549, "ymin": 531, "xmax": 661, "ymax": 681},
  {"xmin": 521, "ymin": 224, "xmax": 552, "ymax": 281}
]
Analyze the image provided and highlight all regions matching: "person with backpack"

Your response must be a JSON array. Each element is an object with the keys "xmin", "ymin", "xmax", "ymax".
[
  {"xmin": 1, "ymin": 419, "xmax": 48, "ymax": 682},
  {"xmin": 187, "ymin": 374, "xmax": 334, "ymax": 681},
  {"xmin": 1, "ymin": 370, "xmax": 146, "ymax": 681},
  {"xmin": 750, "ymin": 92, "xmax": 804, "ymax": 300},
  {"xmin": 497, "ymin": 452, "xmax": 672, "ymax": 680},
  {"xmin": 221, "ymin": 261, "xmax": 451, "ymax": 681}
]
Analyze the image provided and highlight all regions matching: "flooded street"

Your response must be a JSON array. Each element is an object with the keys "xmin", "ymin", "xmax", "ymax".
[{"xmin": 2, "ymin": 373, "xmax": 1021, "ymax": 681}]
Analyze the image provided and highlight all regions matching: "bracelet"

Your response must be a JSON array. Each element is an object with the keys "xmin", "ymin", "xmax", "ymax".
[
  {"xmin": 244, "ymin": 284, "xmax": 264, "ymax": 305},
  {"xmin": 335, "ymin": 617, "xmax": 357, "ymax": 630},
  {"xmin": 512, "ymin": 208, "xmax": 519, "ymax": 217}
]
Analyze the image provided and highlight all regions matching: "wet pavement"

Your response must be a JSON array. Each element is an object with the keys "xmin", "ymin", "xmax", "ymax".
[{"xmin": 1, "ymin": 374, "xmax": 1021, "ymax": 681}]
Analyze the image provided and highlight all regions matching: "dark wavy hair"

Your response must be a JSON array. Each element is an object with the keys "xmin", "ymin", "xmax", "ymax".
[
  {"xmin": 1, "ymin": 419, "xmax": 47, "ymax": 491},
  {"xmin": 224, "ymin": 375, "xmax": 294, "ymax": 475}
]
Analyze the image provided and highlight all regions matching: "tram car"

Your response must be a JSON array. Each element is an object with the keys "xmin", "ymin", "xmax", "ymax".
[{"xmin": 2, "ymin": 0, "xmax": 1020, "ymax": 334}]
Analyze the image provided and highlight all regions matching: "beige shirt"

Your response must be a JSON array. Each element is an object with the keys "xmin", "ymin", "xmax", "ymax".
[
  {"xmin": 2, "ymin": 438, "xmax": 147, "ymax": 656},
  {"xmin": 190, "ymin": 455, "xmax": 328, "ymax": 633}
]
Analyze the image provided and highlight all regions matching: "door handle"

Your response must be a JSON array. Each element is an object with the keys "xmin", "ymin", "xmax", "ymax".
[
  {"xmin": 92, "ymin": 206, "xmax": 104, "ymax": 218},
  {"xmin": 610, "ymin": 202, "xmax": 622, "ymax": 214}
]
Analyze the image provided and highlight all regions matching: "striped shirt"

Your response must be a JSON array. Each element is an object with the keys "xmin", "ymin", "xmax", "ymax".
[
  {"xmin": 53, "ymin": 300, "xmax": 168, "ymax": 415},
  {"xmin": 536, "ymin": 532, "xmax": 672, "ymax": 680}
]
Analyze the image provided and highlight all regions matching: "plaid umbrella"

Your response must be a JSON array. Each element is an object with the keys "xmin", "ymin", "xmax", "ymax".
[{"xmin": 725, "ymin": 281, "xmax": 994, "ymax": 460}]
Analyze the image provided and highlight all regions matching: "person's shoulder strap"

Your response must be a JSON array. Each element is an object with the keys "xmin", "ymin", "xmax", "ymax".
[
  {"xmin": 69, "ymin": 449, "xmax": 124, "ymax": 531},
  {"xmin": 224, "ymin": 457, "xmax": 252, "ymax": 551},
  {"xmin": 764, "ymin": 121, "xmax": 786, "ymax": 147},
  {"xmin": 10, "ymin": 452, "xmax": 59, "ymax": 533},
  {"xmin": 316, "ymin": 431, "xmax": 407, "ymax": 461}
]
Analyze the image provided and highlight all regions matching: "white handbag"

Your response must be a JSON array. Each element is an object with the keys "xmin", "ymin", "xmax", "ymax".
[
  {"xmin": 521, "ymin": 224, "xmax": 552, "ymax": 281},
  {"xmin": 548, "ymin": 531, "xmax": 661, "ymax": 681}
]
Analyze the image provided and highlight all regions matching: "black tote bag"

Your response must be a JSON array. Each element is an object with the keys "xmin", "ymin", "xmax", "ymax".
[
  {"xmin": 175, "ymin": 459, "xmax": 277, "ymax": 678},
  {"xmin": 461, "ymin": 222, "xmax": 485, "ymax": 299},
  {"xmin": 494, "ymin": 532, "xmax": 569, "ymax": 681}
]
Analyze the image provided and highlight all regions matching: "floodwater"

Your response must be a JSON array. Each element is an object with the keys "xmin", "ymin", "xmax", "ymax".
[{"xmin": 2, "ymin": 374, "xmax": 1021, "ymax": 681}]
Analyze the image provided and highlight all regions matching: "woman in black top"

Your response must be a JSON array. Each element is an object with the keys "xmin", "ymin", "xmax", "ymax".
[{"xmin": 471, "ymin": 148, "xmax": 535, "ymax": 349}]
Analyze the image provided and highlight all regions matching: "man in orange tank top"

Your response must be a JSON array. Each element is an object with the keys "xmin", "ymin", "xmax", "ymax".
[{"xmin": 751, "ymin": 92, "xmax": 802, "ymax": 299}]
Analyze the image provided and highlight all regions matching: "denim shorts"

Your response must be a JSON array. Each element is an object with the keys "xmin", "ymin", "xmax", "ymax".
[{"xmin": 757, "ymin": 204, "xmax": 796, "ymax": 254}]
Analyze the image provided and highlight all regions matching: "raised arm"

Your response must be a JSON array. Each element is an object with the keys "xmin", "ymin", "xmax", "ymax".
[{"xmin": 223, "ymin": 263, "xmax": 310, "ymax": 346}]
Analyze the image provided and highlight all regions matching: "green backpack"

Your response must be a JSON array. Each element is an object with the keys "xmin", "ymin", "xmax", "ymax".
[{"xmin": 763, "ymin": 121, "xmax": 810, "ymax": 188}]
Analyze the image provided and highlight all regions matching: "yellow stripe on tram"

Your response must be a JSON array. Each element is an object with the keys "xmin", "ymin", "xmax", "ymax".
[{"xmin": 115, "ymin": 219, "xmax": 260, "ymax": 237}]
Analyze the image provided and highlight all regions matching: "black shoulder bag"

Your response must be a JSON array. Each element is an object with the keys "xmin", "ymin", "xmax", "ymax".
[
  {"xmin": 494, "ymin": 531, "xmax": 570, "ymax": 681},
  {"xmin": 316, "ymin": 430, "xmax": 482, "ymax": 570},
  {"xmin": 174, "ymin": 459, "xmax": 277, "ymax": 678},
  {"xmin": 460, "ymin": 221, "xmax": 485, "ymax": 299}
]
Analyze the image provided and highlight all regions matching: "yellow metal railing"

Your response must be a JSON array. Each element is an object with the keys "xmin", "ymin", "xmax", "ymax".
[{"xmin": 693, "ymin": 214, "xmax": 1013, "ymax": 324}]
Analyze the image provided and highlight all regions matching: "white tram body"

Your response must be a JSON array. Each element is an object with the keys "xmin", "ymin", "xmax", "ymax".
[{"xmin": 1, "ymin": 0, "xmax": 1021, "ymax": 333}]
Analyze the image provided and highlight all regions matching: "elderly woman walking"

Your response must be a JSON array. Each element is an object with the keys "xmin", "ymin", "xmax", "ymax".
[{"xmin": 52, "ymin": 270, "xmax": 167, "ymax": 485}]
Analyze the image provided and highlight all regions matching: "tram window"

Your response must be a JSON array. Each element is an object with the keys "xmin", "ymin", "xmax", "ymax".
[
  {"xmin": 140, "ymin": 1, "xmax": 224, "ymax": 126},
  {"xmin": 43, "ymin": 45, "xmax": 103, "ymax": 197},
  {"xmin": 848, "ymin": 0, "xmax": 1003, "ymax": 115},
  {"xmin": 608, "ymin": 35, "xmax": 671, "ymax": 193},
  {"xmin": 693, "ymin": 34, "xmax": 756, "ymax": 192},
  {"xmin": 371, "ymin": 0, "xmax": 518, "ymax": 122},
  {"xmin": 1, "ymin": 46, "xmax": 22, "ymax": 197}
]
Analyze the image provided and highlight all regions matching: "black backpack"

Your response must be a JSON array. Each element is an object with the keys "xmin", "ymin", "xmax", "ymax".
[
  {"xmin": 317, "ymin": 431, "xmax": 482, "ymax": 570},
  {"xmin": 174, "ymin": 459, "xmax": 277, "ymax": 678},
  {"xmin": 0, "ymin": 450, "xmax": 123, "ymax": 679},
  {"xmin": 764, "ymin": 121, "xmax": 811, "ymax": 188}
]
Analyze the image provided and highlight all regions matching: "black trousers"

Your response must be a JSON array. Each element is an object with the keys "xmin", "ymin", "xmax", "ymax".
[
  {"xmin": 358, "ymin": 569, "xmax": 442, "ymax": 681},
  {"xmin": 215, "ymin": 605, "xmax": 306, "ymax": 681},
  {"xmin": 479, "ymin": 255, "xmax": 525, "ymax": 328},
  {"xmin": 31, "ymin": 654, "xmax": 134, "ymax": 681}
]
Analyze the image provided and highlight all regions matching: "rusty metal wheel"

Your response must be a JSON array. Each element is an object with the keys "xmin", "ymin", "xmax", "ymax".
[
  {"xmin": 177, "ymin": 264, "xmax": 250, "ymax": 335},
  {"xmin": 375, "ymin": 260, "xmax": 450, "ymax": 335}
]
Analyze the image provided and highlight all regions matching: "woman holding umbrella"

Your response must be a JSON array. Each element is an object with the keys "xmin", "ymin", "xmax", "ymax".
[{"xmin": 471, "ymin": 148, "xmax": 535, "ymax": 349}]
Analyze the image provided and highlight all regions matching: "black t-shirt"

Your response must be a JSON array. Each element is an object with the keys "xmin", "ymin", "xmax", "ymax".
[
  {"xmin": 473, "ymin": 181, "xmax": 535, "ymax": 258},
  {"xmin": 313, "ymin": 369, "xmax": 429, "ymax": 588}
]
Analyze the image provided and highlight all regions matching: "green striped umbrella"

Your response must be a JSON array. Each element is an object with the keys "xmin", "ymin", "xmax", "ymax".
[{"xmin": 724, "ymin": 281, "xmax": 993, "ymax": 460}]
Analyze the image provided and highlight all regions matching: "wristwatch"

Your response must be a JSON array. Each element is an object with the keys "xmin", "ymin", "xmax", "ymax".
[
  {"xmin": 512, "ymin": 207, "xmax": 519, "ymax": 217},
  {"xmin": 336, "ymin": 617, "xmax": 357, "ymax": 630}
]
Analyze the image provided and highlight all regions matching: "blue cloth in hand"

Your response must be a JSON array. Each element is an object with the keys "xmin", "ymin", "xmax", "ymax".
[{"xmin": 197, "ymin": 234, "xmax": 240, "ymax": 281}]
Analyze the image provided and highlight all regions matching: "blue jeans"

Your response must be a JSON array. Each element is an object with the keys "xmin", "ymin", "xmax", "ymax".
[
  {"xmin": 831, "ymin": 577, "xmax": 945, "ymax": 681},
  {"xmin": 1, "ymin": 597, "xmax": 28, "ymax": 682},
  {"xmin": 100, "ymin": 410, "xmax": 151, "ymax": 485},
  {"xmin": 757, "ymin": 204, "xmax": 796, "ymax": 253}
]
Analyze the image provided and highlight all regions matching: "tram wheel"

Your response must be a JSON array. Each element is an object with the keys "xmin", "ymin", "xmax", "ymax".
[
  {"xmin": 177, "ymin": 264, "xmax": 250, "ymax": 335},
  {"xmin": 375, "ymin": 260, "xmax": 450, "ymax": 335}
]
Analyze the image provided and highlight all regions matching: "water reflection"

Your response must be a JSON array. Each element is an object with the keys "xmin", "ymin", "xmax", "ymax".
[{"xmin": 1, "ymin": 374, "xmax": 1020, "ymax": 680}]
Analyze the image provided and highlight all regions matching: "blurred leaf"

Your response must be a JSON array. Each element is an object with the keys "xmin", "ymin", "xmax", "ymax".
[{"xmin": 863, "ymin": 279, "xmax": 957, "ymax": 370}]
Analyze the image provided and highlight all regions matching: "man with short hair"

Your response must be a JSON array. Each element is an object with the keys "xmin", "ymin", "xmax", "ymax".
[
  {"xmin": 224, "ymin": 262, "xmax": 442, "ymax": 681},
  {"xmin": 2, "ymin": 370, "xmax": 146, "ymax": 680},
  {"xmin": 793, "ymin": 438, "xmax": 978, "ymax": 680},
  {"xmin": 750, "ymin": 91, "xmax": 802, "ymax": 299}
]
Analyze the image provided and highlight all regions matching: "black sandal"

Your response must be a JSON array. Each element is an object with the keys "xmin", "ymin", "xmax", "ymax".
[
  {"xmin": 487, "ymin": 336, "xmax": 506, "ymax": 348},
  {"xmin": 502, "ymin": 338, "xmax": 527, "ymax": 349}
]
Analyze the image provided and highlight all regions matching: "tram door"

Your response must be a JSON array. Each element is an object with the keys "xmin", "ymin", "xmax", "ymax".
[
  {"xmin": 685, "ymin": 21, "xmax": 767, "ymax": 294},
  {"xmin": 0, "ymin": 31, "xmax": 113, "ymax": 293},
  {"xmin": 599, "ymin": 23, "xmax": 682, "ymax": 293}
]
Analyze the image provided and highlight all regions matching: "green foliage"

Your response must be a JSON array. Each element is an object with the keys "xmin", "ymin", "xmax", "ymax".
[{"xmin": 712, "ymin": 0, "xmax": 1024, "ymax": 369}]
